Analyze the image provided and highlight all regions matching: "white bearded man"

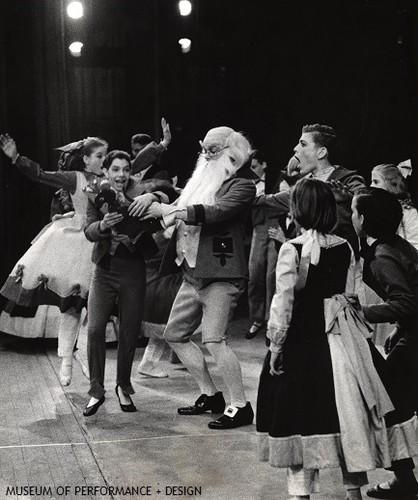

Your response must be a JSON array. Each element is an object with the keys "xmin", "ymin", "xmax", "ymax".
[{"xmin": 144, "ymin": 126, "xmax": 256, "ymax": 429}]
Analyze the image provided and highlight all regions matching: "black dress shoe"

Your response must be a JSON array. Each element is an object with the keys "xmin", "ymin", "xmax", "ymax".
[
  {"xmin": 115, "ymin": 385, "xmax": 137, "ymax": 412},
  {"xmin": 208, "ymin": 402, "xmax": 254, "ymax": 429},
  {"xmin": 245, "ymin": 322, "xmax": 266, "ymax": 340},
  {"xmin": 366, "ymin": 482, "xmax": 418, "ymax": 498},
  {"xmin": 83, "ymin": 396, "xmax": 105, "ymax": 417},
  {"xmin": 178, "ymin": 392, "xmax": 225, "ymax": 415}
]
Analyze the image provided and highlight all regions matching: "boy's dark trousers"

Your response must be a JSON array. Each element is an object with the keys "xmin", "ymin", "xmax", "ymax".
[{"xmin": 87, "ymin": 250, "xmax": 146, "ymax": 399}]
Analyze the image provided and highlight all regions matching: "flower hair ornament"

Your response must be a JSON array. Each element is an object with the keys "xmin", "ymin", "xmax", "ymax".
[
  {"xmin": 55, "ymin": 138, "xmax": 88, "ymax": 171},
  {"xmin": 55, "ymin": 139, "xmax": 85, "ymax": 153}
]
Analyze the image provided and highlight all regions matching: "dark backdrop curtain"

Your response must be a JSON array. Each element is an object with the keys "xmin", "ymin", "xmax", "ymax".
[
  {"xmin": 31, "ymin": 0, "xmax": 70, "ymax": 167},
  {"xmin": 0, "ymin": 0, "xmax": 70, "ymax": 283}
]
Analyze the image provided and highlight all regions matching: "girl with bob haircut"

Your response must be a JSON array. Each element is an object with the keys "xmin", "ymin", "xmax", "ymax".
[
  {"xmin": 290, "ymin": 176, "xmax": 337, "ymax": 233},
  {"xmin": 257, "ymin": 178, "xmax": 418, "ymax": 500}
]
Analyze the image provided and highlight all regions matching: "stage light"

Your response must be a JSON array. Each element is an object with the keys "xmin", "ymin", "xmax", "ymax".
[
  {"xmin": 178, "ymin": 38, "xmax": 191, "ymax": 53},
  {"xmin": 178, "ymin": 1, "xmax": 192, "ymax": 16},
  {"xmin": 69, "ymin": 41, "xmax": 83, "ymax": 57},
  {"xmin": 67, "ymin": 1, "xmax": 84, "ymax": 19}
]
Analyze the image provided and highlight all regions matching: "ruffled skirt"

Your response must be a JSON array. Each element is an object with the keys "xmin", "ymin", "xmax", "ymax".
[
  {"xmin": 1, "ymin": 216, "xmax": 93, "ymax": 313},
  {"xmin": 257, "ymin": 296, "xmax": 418, "ymax": 473}
]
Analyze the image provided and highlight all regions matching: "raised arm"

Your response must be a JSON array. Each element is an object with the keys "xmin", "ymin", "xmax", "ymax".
[
  {"xmin": 267, "ymin": 243, "xmax": 299, "ymax": 345},
  {"xmin": 131, "ymin": 118, "xmax": 171, "ymax": 175},
  {"xmin": 0, "ymin": 133, "xmax": 77, "ymax": 192},
  {"xmin": 142, "ymin": 178, "xmax": 255, "ymax": 228},
  {"xmin": 252, "ymin": 190, "xmax": 291, "ymax": 214},
  {"xmin": 183, "ymin": 178, "xmax": 256, "ymax": 225}
]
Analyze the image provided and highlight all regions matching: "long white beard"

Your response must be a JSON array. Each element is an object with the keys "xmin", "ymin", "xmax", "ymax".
[{"xmin": 176, "ymin": 154, "xmax": 236, "ymax": 208}]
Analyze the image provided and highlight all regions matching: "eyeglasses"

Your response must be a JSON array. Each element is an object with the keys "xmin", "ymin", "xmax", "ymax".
[{"xmin": 199, "ymin": 140, "xmax": 228, "ymax": 160}]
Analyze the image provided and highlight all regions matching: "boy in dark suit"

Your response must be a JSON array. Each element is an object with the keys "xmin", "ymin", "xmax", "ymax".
[
  {"xmin": 253, "ymin": 123, "xmax": 365, "ymax": 258},
  {"xmin": 83, "ymin": 150, "xmax": 174, "ymax": 416}
]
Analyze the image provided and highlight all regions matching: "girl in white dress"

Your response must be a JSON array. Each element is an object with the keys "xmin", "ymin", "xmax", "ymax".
[{"xmin": 0, "ymin": 134, "xmax": 108, "ymax": 385}]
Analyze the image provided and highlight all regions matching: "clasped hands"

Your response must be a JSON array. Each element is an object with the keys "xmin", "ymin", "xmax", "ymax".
[
  {"xmin": 141, "ymin": 202, "xmax": 187, "ymax": 227},
  {"xmin": 127, "ymin": 197, "xmax": 175, "ymax": 221},
  {"xmin": 100, "ymin": 195, "xmax": 184, "ymax": 232}
]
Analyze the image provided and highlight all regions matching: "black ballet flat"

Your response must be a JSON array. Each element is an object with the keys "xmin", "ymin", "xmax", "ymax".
[
  {"xmin": 115, "ymin": 385, "xmax": 137, "ymax": 412},
  {"xmin": 83, "ymin": 396, "xmax": 105, "ymax": 417},
  {"xmin": 245, "ymin": 321, "xmax": 266, "ymax": 340}
]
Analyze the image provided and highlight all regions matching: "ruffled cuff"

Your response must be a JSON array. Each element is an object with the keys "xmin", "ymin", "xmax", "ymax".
[
  {"xmin": 266, "ymin": 323, "xmax": 288, "ymax": 347},
  {"xmin": 269, "ymin": 341, "xmax": 282, "ymax": 354}
]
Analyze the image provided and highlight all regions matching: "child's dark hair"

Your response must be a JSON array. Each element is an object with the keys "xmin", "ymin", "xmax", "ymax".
[
  {"xmin": 103, "ymin": 150, "xmax": 131, "ymax": 170},
  {"xmin": 354, "ymin": 187, "xmax": 402, "ymax": 239},
  {"xmin": 252, "ymin": 149, "xmax": 266, "ymax": 164},
  {"xmin": 131, "ymin": 133, "xmax": 153, "ymax": 147},
  {"xmin": 59, "ymin": 137, "xmax": 108, "ymax": 172},
  {"xmin": 290, "ymin": 177, "xmax": 337, "ymax": 232}
]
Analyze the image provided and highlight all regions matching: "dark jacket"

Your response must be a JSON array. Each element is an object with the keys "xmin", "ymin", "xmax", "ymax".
[
  {"xmin": 130, "ymin": 141, "xmax": 168, "ymax": 176},
  {"xmin": 329, "ymin": 165, "xmax": 365, "ymax": 193},
  {"xmin": 252, "ymin": 166, "xmax": 365, "ymax": 257},
  {"xmin": 84, "ymin": 177, "xmax": 175, "ymax": 265},
  {"xmin": 141, "ymin": 163, "xmax": 171, "ymax": 182},
  {"xmin": 159, "ymin": 177, "xmax": 256, "ymax": 279},
  {"xmin": 362, "ymin": 235, "xmax": 418, "ymax": 334},
  {"xmin": 328, "ymin": 166, "xmax": 365, "ymax": 258}
]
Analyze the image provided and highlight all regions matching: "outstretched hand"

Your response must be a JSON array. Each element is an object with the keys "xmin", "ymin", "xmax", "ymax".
[
  {"xmin": 161, "ymin": 117, "xmax": 171, "ymax": 148},
  {"xmin": 142, "ymin": 202, "xmax": 164, "ymax": 219},
  {"xmin": 128, "ymin": 193, "xmax": 156, "ymax": 217},
  {"xmin": 328, "ymin": 179, "xmax": 351, "ymax": 202},
  {"xmin": 0, "ymin": 134, "xmax": 18, "ymax": 162}
]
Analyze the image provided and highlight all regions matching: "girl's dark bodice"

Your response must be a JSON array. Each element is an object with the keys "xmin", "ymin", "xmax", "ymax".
[
  {"xmin": 288, "ymin": 242, "xmax": 352, "ymax": 344},
  {"xmin": 299, "ymin": 242, "xmax": 352, "ymax": 299}
]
